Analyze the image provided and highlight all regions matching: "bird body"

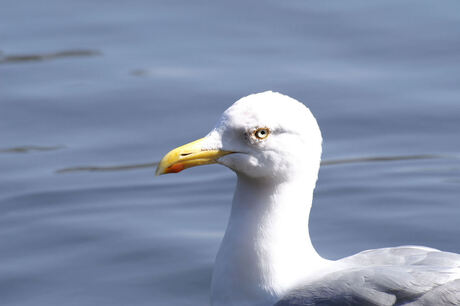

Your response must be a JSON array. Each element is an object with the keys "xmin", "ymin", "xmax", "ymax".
[
  {"xmin": 276, "ymin": 246, "xmax": 460, "ymax": 305},
  {"xmin": 156, "ymin": 91, "xmax": 460, "ymax": 305}
]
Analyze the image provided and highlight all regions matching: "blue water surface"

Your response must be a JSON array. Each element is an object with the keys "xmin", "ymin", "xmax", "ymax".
[{"xmin": 1, "ymin": 1, "xmax": 460, "ymax": 305}]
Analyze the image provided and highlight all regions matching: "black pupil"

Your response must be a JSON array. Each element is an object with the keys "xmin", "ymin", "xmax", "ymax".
[{"xmin": 259, "ymin": 130, "xmax": 266, "ymax": 136}]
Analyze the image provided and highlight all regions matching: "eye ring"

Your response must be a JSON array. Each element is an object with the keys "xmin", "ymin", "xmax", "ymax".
[{"xmin": 254, "ymin": 127, "xmax": 270, "ymax": 140}]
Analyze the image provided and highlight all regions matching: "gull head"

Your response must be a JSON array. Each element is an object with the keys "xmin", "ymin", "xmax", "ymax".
[{"xmin": 156, "ymin": 91, "xmax": 322, "ymax": 182}]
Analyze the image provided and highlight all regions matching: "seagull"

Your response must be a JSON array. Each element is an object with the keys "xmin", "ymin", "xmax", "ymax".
[{"xmin": 156, "ymin": 91, "xmax": 460, "ymax": 306}]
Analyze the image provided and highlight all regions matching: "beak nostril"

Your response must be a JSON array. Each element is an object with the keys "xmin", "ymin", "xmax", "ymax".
[{"xmin": 180, "ymin": 153, "xmax": 192, "ymax": 157}]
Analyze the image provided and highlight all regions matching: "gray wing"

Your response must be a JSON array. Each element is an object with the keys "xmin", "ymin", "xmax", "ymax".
[{"xmin": 275, "ymin": 246, "xmax": 460, "ymax": 306}]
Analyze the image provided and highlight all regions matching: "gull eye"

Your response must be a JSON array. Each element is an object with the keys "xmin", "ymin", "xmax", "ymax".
[{"xmin": 254, "ymin": 128, "xmax": 270, "ymax": 140}]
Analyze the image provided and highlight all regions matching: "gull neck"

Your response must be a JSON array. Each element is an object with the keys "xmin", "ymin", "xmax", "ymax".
[{"xmin": 211, "ymin": 171, "xmax": 326, "ymax": 306}]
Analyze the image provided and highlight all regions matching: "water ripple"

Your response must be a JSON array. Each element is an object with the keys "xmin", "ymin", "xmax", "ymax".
[
  {"xmin": 55, "ymin": 154, "xmax": 442, "ymax": 174},
  {"xmin": 0, "ymin": 145, "xmax": 64, "ymax": 153},
  {"xmin": 0, "ymin": 49, "xmax": 101, "ymax": 64}
]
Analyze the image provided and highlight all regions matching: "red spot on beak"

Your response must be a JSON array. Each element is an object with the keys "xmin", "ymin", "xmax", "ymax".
[{"xmin": 166, "ymin": 163, "xmax": 185, "ymax": 173}]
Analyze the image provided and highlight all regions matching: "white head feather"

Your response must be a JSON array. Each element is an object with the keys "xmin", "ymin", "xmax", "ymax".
[{"xmin": 202, "ymin": 91, "xmax": 322, "ymax": 181}]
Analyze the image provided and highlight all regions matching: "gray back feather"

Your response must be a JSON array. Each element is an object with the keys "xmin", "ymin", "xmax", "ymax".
[{"xmin": 275, "ymin": 246, "xmax": 460, "ymax": 306}]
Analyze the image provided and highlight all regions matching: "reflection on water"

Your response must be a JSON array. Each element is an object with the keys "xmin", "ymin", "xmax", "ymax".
[
  {"xmin": 319, "ymin": 154, "xmax": 441, "ymax": 166},
  {"xmin": 1, "ymin": 0, "xmax": 460, "ymax": 305},
  {"xmin": 0, "ymin": 49, "xmax": 100, "ymax": 64},
  {"xmin": 56, "ymin": 162, "xmax": 159, "ymax": 173},
  {"xmin": 0, "ymin": 145, "xmax": 64, "ymax": 153},
  {"xmin": 55, "ymin": 154, "xmax": 442, "ymax": 174}
]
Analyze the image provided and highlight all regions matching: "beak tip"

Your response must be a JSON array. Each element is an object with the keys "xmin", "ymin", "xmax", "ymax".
[{"xmin": 155, "ymin": 166, "xmax": 164, "ymax": 176}]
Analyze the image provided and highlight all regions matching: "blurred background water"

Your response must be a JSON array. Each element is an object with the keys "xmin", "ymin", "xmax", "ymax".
[{"xmin": 1, "ymin": 0, "xmax": 460, "ymax": 305}]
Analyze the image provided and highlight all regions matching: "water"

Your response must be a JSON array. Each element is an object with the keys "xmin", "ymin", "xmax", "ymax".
[{"xmin": 1, "ymin": 0, "xmax": 460, "ymax": 305}]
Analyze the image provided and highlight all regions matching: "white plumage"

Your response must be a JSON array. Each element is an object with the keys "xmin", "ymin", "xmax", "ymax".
[{"xmin": 157, "ymin": 91, "xmax": 460, "ymax": 306}]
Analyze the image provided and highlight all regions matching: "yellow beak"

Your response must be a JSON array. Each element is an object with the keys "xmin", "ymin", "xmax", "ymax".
[{"xmin": 155, "ymin": 138, "xmax": 233, "ymax": 175}]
